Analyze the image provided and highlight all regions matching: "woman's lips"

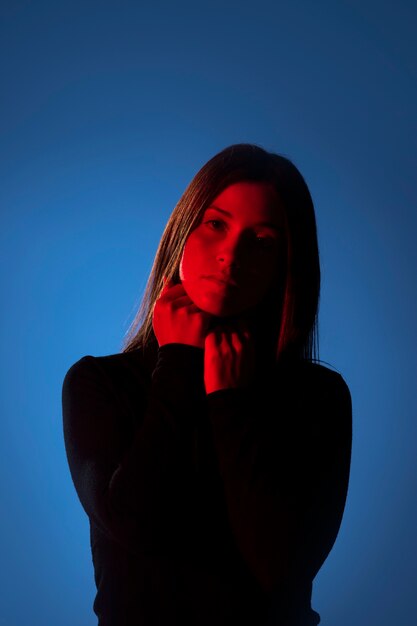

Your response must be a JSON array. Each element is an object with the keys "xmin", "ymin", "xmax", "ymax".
[{"xmin": 203, "ymin": 276, "xmax": 239, "ymax": 289}]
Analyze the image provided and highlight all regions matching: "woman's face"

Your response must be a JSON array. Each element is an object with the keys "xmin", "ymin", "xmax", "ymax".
[{"xmin": 179, "ymin": 181, "xmax": 286, "ymax": 319}]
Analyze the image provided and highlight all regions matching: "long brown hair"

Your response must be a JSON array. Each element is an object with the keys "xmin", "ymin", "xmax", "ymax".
[{"xmin": 120, "ymin": 143, "xmax": 320, "ymax": 363}]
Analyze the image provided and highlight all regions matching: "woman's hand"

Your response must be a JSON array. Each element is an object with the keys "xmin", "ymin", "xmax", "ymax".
[
  {"xmin": 152, "ymin": 277, "xmax": 212, "ymax": 349},
  {"xmin": 204, "ymin": 319, "xmax": 256, "ymax": 394}
]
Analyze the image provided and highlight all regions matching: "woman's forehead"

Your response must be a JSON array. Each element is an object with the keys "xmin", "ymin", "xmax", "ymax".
[{"xmin": 207, "ymin": 181, "xmax": 285, "ymax": 227}]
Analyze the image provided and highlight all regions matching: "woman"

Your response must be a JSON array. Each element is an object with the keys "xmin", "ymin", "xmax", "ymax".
[{"xmin": 62, "ymin": 143, "xmax": 352, "ymax": 626}]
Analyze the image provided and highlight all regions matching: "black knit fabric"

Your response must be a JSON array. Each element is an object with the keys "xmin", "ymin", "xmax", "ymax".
[{"xmin": 62, "ymin": 335, "xmax": 352, "ymax": 626}]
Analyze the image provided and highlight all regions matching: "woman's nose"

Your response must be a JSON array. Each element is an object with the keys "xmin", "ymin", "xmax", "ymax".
[
  {"xmin": 216, "ymin": 235, "xmax": 246, "ymax": 268},
  {"xmin": 216, "ymin": 253, "xmax": 240, "ymax": 268}
]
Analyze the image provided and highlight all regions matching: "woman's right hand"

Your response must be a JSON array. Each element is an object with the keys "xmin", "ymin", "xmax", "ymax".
[{"xmin": 152, "ymin": 278, "xmax": 212, "ymax": 349}]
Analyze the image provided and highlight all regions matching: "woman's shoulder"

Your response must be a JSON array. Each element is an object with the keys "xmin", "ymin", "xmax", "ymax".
[
  {"xmin": 62, "ymin": 345, "xmax": 160, "ymax": 421},
  {"xmin": 303, "ymin": 359, "xmax": 350, "ymax": 387},
  {"xmin": 273, "ymin": 361, "xmax": 353, "ymax": 445},
  {"xmin": 278, "ymin": 358, "xmax": 352, "ymax": 410},
  {"xmin": 62, "ymin": 342, "xmax": 158, "ymax": 393},
  {"xmin": 300, "ymin": 360, "xmax": 352, "ymax": 421},
  {"xmin": 64, "ymin": 348, "xmax": 141, "ymax": 375}
]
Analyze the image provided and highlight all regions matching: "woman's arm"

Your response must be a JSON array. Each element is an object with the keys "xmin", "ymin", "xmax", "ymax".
[
  {"xmin": 205, "ymin": 367, "xmax": 353, "ymax": 595},
  {"xmin": 62, "ymin": 344, "xmax": 206, "ymax": 557},
  {"xmin": 291, "ymin": 373, "xmax": 352, "ymax": 581}
]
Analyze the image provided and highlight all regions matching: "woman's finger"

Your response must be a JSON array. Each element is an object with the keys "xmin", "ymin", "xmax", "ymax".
[
  {"xmin": 157, "ymin": 278, "xmax": 184, "ymax": 300},
  {"xmin": 229, "ymin": 330, "xmax": 244, "ymax": 353}
]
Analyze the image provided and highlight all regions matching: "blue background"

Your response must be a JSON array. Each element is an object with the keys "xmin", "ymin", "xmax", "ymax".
[{"xmin": 1, "ymin": 1, "xmax": 416, "ymax": 624}]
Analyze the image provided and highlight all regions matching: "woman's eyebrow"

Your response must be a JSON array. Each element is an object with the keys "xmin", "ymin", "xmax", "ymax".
[{"xmin": 206, "ymin": 205, "xmax": 281, "ymax": 231}]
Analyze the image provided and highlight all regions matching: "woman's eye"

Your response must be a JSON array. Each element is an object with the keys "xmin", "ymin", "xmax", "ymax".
[
  {"xmin": 204, "ymin": 221, "xmax": 276, "ymax": 248},
  {"xmin": 205, "ymin": 220, "xmax": 224, "ymax": 230},
  {"xmin": 255, "ymin": 236, "xmax": 275, "ymax": 249}
]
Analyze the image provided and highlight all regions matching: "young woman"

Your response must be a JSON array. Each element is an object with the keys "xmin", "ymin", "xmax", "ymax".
[{"xmin": 62, "ymin": 143, "xmax": 352, "ymax": 626}]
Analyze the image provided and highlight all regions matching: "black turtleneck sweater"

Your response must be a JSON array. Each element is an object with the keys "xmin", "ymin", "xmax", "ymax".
[{"xmin": 61, "ymin": 336, "xmax": 352, "ymax": 626}]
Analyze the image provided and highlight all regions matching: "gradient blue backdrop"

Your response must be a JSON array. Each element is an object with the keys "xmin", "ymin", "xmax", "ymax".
[{"xmin": 1, "ymin": 1, "xmax": 416, "ymax": 624}]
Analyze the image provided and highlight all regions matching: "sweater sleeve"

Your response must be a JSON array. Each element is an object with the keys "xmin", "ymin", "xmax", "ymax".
[
  {"xmin": 205, "ymin": 370, "xmax": 352, "ymax": 596},
  {"xmin": 62, "ymin": 344, "xmax": 205, "ymax": 557}
]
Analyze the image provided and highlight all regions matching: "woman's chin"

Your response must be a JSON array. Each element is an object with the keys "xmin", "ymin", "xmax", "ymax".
[
  {"xmin": 195, "ymin": 299, "xmax": 240, "ymax": 318},
  {"xmin": 198, "ymin": 301, "xmax": 255, "ymax": 321},
  {"xmin": 185, "ymin": 286, "xmax": 260, "ymax": 319},
  {"xmin": 204, "ymin": 309, "xmax": 236, "ymax": 320}
]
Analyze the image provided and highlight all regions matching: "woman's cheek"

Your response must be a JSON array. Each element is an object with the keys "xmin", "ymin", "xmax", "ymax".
[
  {"xmin": 178, "ymin": 239, "xmax": 195, "ymax": 282},
  {"xmin": 181, "ymin": 233, "xmax": 212, "ymax": 280}
]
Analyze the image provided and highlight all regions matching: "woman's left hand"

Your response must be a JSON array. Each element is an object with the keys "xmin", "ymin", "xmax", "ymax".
[{"xmin": 204, "ymin": 319, "xmax": 256, "ymax": 394}]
